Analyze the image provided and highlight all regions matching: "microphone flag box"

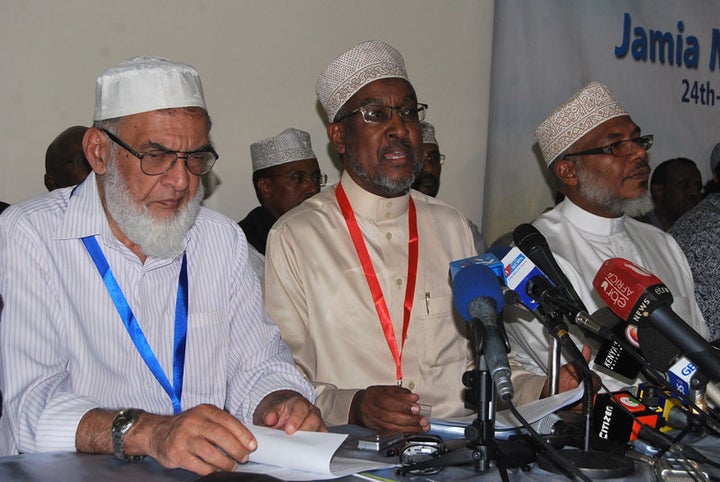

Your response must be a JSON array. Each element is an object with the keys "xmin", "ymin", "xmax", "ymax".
[
  {"xmin": 593, "ymin": 321, "xmax": 642, "ymax": 380},
  {"xmin": 592, "ymin": 392, "xmax": 659, "ymax": 448},
  {"xmin": 449, "ymin": 253, "xmax": 505, "ymax": 282},
  {"xmin": 501, "ymin": 246, "xmax": 551, "ymax": 312},
  {"xmin": 667, "ymin": 357, "xmax": 697, "ymax": 397}
]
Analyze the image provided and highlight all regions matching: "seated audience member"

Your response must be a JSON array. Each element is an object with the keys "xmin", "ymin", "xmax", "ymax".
[
  {"xmin": 44, "ymin": 125, "xmax": 92, "ymax": 191},
  {"xmin": 239, "ymin": 128, "xmax": 323, "ymax": 278},
  {"xmin": 703, "ymin": 142, "xmax": 720, "ymax": 196},
  {"xmin": 264, "ymin": 40, "xmax": 577, "ymax": 434},
  {"xmin": 412, "ymin": 121, "xmax": 486, "ymax": 253},
  {"xmin": 637, "ymin": 157, "xmax": 701, "ymax": 231},
  {"xmin": 670, "ymin": 191, "xmax": 720, "ymax": 346},
  {"xmin": 505, "ymin": 82, "xmax": 709, "ymax": 395},
  {"xmin": 0, "ymin": 56, "xmax": 323, "ymax": 474}
]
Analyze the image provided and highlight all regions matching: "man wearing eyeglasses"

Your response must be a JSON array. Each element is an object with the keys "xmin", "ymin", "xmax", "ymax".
[
  {"xmin": 504, "ymin": 82, "xmax": 709, "ymax": 396},
  {"xmin": 264, "ymin": 41, "xmax": 543, "ymax": 435},
  {"xmin": 239, "ymin": 128, "xmax": 324, "ymax": 278},
  {"xmin": 44, "ymin": 125, "xmax": 92, "ymax": 191},
  {"xmin": 0, "ymin": 56, "xmax": 324, "ymax": 474}
]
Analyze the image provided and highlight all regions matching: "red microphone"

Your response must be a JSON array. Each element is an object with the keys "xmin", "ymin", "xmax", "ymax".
[{"xmin": 593, "ymin": 258, "xmax": 720, "ymax": 382}]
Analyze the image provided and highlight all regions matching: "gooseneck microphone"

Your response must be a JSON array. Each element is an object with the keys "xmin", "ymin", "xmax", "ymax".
[
  {"xmin": 452, "ymin": 263, "xmax": 514, "ymax": 401},
  {"xmin": 592, "ymin": 258, "xmax": 720, "ymax": 382},
  {"xmin": 513, "ymin": 223, "xmax": 587, "ymax": 314}
]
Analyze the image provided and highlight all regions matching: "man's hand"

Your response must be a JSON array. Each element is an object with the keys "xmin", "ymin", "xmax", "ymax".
[
  {"xmin": 349, "ymin": 385, "xmax": 430, "ymax": 434},
  {"xmin": 541, "ymin": 344, "xmax": 600, "ymax": 398},
  {"xmin": 77, "ymin": 405, "xmax": 258, "ymax": 476},
  {"xmin": 253, "ymin": 390, "xmax": 327, "ymax": 434}
]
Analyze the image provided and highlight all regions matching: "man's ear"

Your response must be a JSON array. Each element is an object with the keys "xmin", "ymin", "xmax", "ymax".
[
  {"xmin": 327, "ymin": 122, "xmax": 346, "ymax": 156},
  {"xmin": 257, "ymin": 177, "xmax": 272, "ymax": 200},
  {"xmin": 83, "ymin": 127, "xmax": 109, "ymax": 175},
  {"xmin": 553, "ymin": 158, "xmax": 579, "ymax": 187}
]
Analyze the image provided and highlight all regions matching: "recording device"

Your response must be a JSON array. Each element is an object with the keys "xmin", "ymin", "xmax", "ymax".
[
  {"xmin": 357, "ymin": 432, "xmax": 404, "ymax": 452},
  {"xmin": 452, "ymin": 262, "xmax": 513, "ymax": 401},
  {"xmin": 592, "ymin": 258, "xmax": 720, "ymax": 382}
]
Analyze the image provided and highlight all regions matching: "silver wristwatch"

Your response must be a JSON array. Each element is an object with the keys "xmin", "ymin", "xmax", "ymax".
[{"xmin": 111, "ymin": 409, "xmax": 145, "ymax": 461}]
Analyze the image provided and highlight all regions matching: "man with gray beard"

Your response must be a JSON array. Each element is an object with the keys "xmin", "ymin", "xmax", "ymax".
[
  {"xmin": 504, "ymin": 82, "xmax": 709, "ymax": 396},
  {"xmin": 0, "ymin": 56, "xmax": 323, "ymax": 475},
  {"xmin": 264, "ymin": 41, "xmax": 483, "ymax": 434}
]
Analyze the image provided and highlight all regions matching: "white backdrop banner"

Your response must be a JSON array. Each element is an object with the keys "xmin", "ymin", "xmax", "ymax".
[{"xmin": 484, "ymin": 0, "xmax": 720, "ymax": 244}]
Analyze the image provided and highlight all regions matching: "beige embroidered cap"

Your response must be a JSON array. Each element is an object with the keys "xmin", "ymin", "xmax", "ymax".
[
  {"xmin": 250, "ymin": 128, "xmax": 316, "ymax": 172},
  {"xmin": 316, "ymin": 40, "xmax": 409, "ymax": 122},
  {"xmin": 421, "ymin": 121, "xmax": 437, "ymax": 146},
  {"xmin": 535, "ymin": 82, "xmax": 628, "ymax": 165},
  {"xmin": 94, "ymin": 56, "xmax": 206, "ymax": 121}
]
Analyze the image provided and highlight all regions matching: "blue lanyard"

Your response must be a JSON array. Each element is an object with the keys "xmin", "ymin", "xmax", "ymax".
[{"xmin": 81, "ymin": 236, "xmax": 187, "ymax": 414}]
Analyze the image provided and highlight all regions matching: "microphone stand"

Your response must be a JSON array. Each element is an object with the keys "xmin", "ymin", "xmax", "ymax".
[
  {"xmin": 535, "ymin": 308, "xmax": 635, "ymax": 479},
  {"xmin": 396, "ymin": 318, "xmax": 535, "ymax": 478}
]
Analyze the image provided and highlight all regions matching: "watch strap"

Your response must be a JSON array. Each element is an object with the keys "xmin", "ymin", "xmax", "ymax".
[{"xmin": 111, "ymin": 408, "xmax": 145, "ymax": 461}]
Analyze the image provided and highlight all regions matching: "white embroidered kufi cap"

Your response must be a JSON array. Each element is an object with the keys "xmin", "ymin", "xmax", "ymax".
[
  {"xmin": 535, "ymin": 82, "xmax": 628, "ymax": 165},
  {"xmin": 250, "ymin": 128, "xmax": 316, "ymax": 172},
  {"xmin": 94, "ymin": 56, "xmax": 206, "ymax": 121},
  {"xmin": 316, "ymin": 40, "xmax": 409, "ymax": 122},
  {"xmin": 421, "ymin": 121, "xmax": 437, "ymax": 145}
]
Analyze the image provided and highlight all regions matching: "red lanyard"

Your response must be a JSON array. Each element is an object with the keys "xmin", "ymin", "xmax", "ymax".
[{"xmin": 336, "ymin": 182, "xmax": 418, "ymax": 385}]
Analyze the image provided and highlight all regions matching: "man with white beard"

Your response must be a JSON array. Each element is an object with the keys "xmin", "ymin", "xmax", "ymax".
[
  {"xmin": 0, "ymin": 56, "xmax": 324, "ymax": 476},
  {"xmin": 504, "ymin": 82, "xmax": 709, "ymax": 397}
]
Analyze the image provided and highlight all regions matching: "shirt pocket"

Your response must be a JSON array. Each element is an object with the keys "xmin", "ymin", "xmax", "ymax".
[
  {"xmin": 183, "ymin": 310, "xmax": 229, "ymax": 405},
  {"xmin": 417, "ymin": 293, "xmax": 470, "ymax": 367}
]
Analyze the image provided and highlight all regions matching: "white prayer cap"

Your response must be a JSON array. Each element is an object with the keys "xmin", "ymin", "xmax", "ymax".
[
  {"xmin": 421, "ymin": 121, "xmax": 437, "ymax": 146},
  {"xmin": 316, "ymin": 40, "xmax": 409, "ymax": 122},
  {"xmin": 93, "ymin": 56, "xmax": 206, "ymax": 121},
  {"xmin": 535, "ymin": 82, "xmax": 629, "ymax": 166},
  {"xmin": 250, "ymin": 128, "xmax": 316, "ymax": 172}
]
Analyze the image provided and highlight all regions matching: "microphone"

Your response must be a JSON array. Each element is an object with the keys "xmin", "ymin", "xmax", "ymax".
[
  {"xmin": 591, "ymin": 391, "xmax": 660, "ymax": 450},
  {"xmin": 592, "ymin": 258, "xmax": 720, "ymax": 382},
  {"xmin": 513, "ymin": 223, "xmax": 587, "ymax": 313},
  {"xmin": 452, "ymin": 263, "xmax": 514, "ymax": 401}
]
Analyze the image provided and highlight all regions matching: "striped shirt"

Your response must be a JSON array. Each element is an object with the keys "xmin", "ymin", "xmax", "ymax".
[{"xmin": 0, "ymin": 173, "xmax": 314, "ymax": 454}]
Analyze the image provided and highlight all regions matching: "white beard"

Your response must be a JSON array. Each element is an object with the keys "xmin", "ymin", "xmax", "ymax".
[
  {"xmin": 576, "ymin": 164, "xmax": 654, "ymax": 217},
  {"xmin": 103, "ymin": 160, "xmax": 203, "ymax": 258}
]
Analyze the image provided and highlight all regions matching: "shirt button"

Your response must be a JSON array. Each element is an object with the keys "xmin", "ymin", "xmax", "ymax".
[
  {"xmin": 144, "ymin": 380, "xmax": 152, "ymax": 390},
  {"xmin": 387, "ymin": 201, "xmax": 393, "ymax": 208},
  {"xmin": 385, "ymin": 212, "xmax": 391, "ymax": 219},
  {"xmin": 386, "ymin": 232, "xmax": 392, "ymax": 240},
  {"xmin": 407, "ymin": 382, "xmax": 415, "ymax": 390},
  {"xmin": 396, "ymin": 278, "xmax": 403, "ymax": 286}
]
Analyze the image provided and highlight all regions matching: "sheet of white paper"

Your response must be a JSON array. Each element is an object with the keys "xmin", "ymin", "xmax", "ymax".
[
  {"xmin": 234, "ymin": 425, "xmax": 397, "ymax": 481},
  {"xmin": 429, "ymin": 385, "xmax": 584, "ymax": 431}
]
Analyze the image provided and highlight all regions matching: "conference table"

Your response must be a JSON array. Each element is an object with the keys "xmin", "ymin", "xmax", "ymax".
[{"xmin": 0, "ymin": 425, "xmax": 716, "ymax": 481}]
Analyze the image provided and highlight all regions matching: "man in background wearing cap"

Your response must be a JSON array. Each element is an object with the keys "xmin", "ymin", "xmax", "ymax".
[
  {"xmin": 0, "ymin": 56, "xmax": 323, "ymax": 474},
  {"xmin": 505, "ymin": 82, "xmax": 708, "ymax": 396},
  {"xmin": 239, "ymin": 128, "xmax": 323, "ymax": 278},
  {"xmin": 265, "ymin": 40, "xmax": 546, "ymax": 435},
  {"xmin": 44, "ymin": 125, "xmax": 92, "ymax": 191},
  {"xmin": 412, "ymin": 121, "xmax": 486, "ymax": 254}
]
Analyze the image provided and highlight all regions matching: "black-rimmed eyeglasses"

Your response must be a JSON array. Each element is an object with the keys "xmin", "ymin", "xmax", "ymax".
[
  {"xmin": 335, "ymin": 103, "xmax": 428, "ymax": 125},
  {"xmin": 100, "ymin": 128, "xmax": 219, "ymax": 176},
  {"xmin": 562, "ymin": 135, "xmax": 653, "ymax": 160}
]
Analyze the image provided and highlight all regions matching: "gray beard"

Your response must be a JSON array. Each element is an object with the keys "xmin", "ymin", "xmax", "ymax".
[
  {"xmin": 576, "ymin": 164, "xmax": 654, "ymax": 217},
  {"xmin": 345, "ymin": 150, "xmax": 422, "ymax": 197},
  {"xmin": 103, "ymin": 160, "xmax": 203, "ymax": 258}
]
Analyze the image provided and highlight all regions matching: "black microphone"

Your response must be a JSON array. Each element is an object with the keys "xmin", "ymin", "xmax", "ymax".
[
  {"xmin": 452, "ymin": 263, "xmax": 514, "ymax": 401},
  {"xmin": 513, "ymin": 223, "xmax": 587, "ymax": 314},
  {"xmin": 593, "ymin": 258, "xmax": 720, "ymax": 382}
]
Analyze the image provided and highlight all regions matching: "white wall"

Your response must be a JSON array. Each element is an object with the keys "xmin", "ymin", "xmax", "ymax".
[{"xmin": 0, "ymin": 0, "xmax": 493, "ymax": 233}]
